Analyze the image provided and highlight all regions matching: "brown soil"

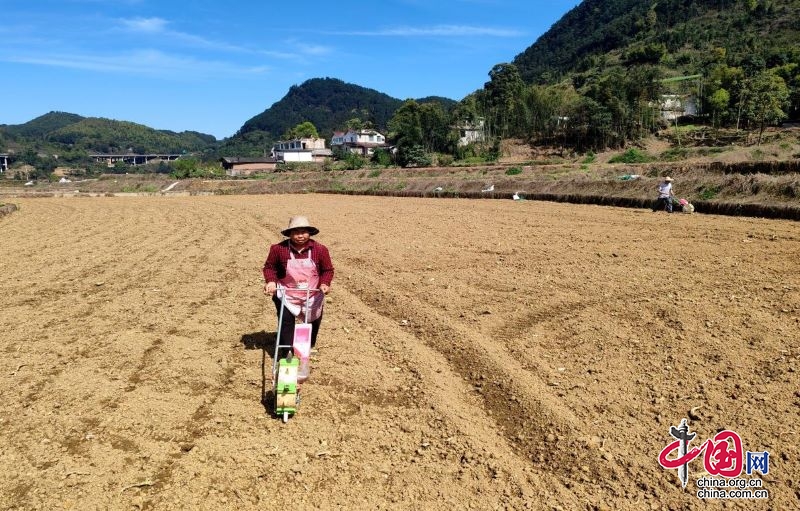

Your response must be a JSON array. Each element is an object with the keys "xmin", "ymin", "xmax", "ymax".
[{"xmin": 1, "ymin": 194, "xmax": 798, "ymax": 510}]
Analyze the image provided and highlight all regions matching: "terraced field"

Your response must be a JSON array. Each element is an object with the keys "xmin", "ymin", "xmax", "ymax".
[{"xmin": 1, "ymin": 194, "xmax": 798, "ymax": 510}]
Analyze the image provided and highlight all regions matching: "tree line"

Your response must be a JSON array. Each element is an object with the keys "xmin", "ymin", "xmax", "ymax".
[{"xmin": 384, "ymin": 58, "xmax": 794, "ymax": 166}]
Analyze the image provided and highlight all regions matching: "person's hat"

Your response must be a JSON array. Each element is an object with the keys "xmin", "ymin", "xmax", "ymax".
[
  {"xmin": 665, "ymin": 176, "xmax": 673, "ymax": 182},
  {"xmin": 281, "ymin": 216, "xmax": 319, "ymax": 236}
]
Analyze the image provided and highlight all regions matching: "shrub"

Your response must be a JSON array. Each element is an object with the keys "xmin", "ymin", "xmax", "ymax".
[
  {"xmin": 399, "ymin": 145, "xmax": 432, "ymax": 168},
  {"xmin": 699, "ymin": 186, "xmax": 720, "ymax": 200},
  {"xmin": 581, "ymin": 152, "xmax": 596, "ymax": 164},
  {"xmin": 371, "ymin": 148, "xmax": 393, "ymax": 167},
  {"xmin": 505, "ymin": 166, "xmax": 523, "ymax": 176},
  {"xmin": 172, "ymin": 157, "xmax": 202, "ymax": 178},
  {"xmin": 343, "ymin": 152, "xmax": 366, "ymax": 170},
  {"xmin": 437, "ymin": 154, "xmax": 454, "ymax": 167}
]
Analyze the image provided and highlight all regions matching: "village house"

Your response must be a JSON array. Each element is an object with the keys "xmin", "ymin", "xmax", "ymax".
[
  {"xmin": 272, "ymin": 137, "xmax": 332, "ymax": 163},
  {"xmin": 659, "ymin": 94, "xmax": 698, "ymax": 121},
  {"xmin": 454, "ymin": 118, "xmax": 486, "ymax": 146},
  {"xmin": 219, "ymin": 156, "xmax": 281, "ymax": 176},
  {"xmin": 330, "ymin": 129, "xmax": 388, "ymax": 156},
  {"xmin": 0, "ymin": 153, "xmax": 8, "ymax": 174}
]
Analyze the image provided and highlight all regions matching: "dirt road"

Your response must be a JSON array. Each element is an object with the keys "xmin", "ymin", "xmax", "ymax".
[{"xmin": 1, "ymin": 195, "xmax": 798, "ymax": 510}]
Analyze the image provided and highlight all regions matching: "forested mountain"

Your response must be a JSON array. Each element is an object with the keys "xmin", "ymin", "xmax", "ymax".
[
  {"xmin": 0, "ymin": 112, "xmax": 217, "ymax": 155},
  {"xmin": 513, "ymin": 0, "xmax": 800, "ymax": 87},
  {"xmin": 439, "ymin": 0, "xmax": 800, "ymax": 153},
  {"xmin": 47, "ymin": 118, "xmax": 216, "ymax": 154},
  {"xmin": 1, "ymin": 112, "xmax": 86, "ymax": 139},
  {"xmin": 238, "ymin": 78, "xmax": 403, "ymax": 140},
  {"xmin": 229, "ymin": 78, "xmax": 456, "ymax": 154}
]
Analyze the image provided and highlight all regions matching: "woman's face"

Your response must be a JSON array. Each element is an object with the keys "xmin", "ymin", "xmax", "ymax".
[{"xmin": 289, "ymin": 228, "xmax": 311, "ymax": 246}]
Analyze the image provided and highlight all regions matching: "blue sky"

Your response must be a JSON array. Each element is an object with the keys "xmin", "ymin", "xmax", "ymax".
[{"xmin": 2, "ymin": 0, "xmax": 581, "ymax": 139}]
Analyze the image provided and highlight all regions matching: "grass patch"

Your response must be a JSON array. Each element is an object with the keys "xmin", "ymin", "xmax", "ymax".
[
  {"xmin": 505, "ymin": 166, "xmax": 523, "ymax": 176},
  {"xmin": 696, "ymin": 147, "xmax": 728, "ymax": 157},
  {"xmin": 453, "ymin": 157, "xmax": 490, "ymax": 166},
  {"xmin": 609, "ymin": 149, "xmax": 655, "ymax": 164},
  {"xmin": 249, "ymin": 173, "xmax": 279, "ymax": 181},
  {"xmin": 368, "ymin": 169, "xmax": 382, "ymax": 178},
  {"xmin": 581, "ymin": 152, "xmax": 596, "ymax": 164},
  {"xmin": 661, "ymin": 147, "xmax": 689, "ymax": 161},
  {"xmin": 698, "ymin": 186, "xmax": 720, "ymax": 200}
]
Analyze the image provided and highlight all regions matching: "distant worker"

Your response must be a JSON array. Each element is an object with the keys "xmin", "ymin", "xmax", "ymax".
[
  {"xmin": 263, "ymin": 216, "xmax": 334, "ymax": 355},
  {"xmin": 653, "ymin": 176, "xmax": 675, "ymax": 212}
]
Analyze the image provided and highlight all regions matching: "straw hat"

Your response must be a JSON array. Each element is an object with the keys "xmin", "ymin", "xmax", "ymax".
[
  {"xmin": 281, "ymin": 216, "xmax": 319, "ymax": 236},
  {"xmin": 665, "ymin": 176, "xmax": 673, "ymax": 182}
]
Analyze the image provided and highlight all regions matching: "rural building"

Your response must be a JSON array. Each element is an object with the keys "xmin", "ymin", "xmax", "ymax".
[
  {"xmin": 454, "ymin": 118, "xmax": 486, "ymax": 146},
  {"xmin": 659, "ymin": 94, "xmax": 698, "ymax": 121},
  {"xmin": 90, "ymin": 153, "xmax": 182, "ymax": 166},
  {"xmin": 220, "ymin": 157, "xmax": 281, "ymax": 176},
  {"xmin": 0, "ymin": 153, "xmax": 8, "ymax": 173},
  {"xmin": 330, "ymin": 129, "xmax": 388, "ymax": 156},
  {"xmin": 272, "ymin": 137, "xmax": 332, "ymax": 163}
]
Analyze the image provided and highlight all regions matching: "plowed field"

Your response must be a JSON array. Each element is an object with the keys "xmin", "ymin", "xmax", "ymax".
[{"xmin": 1, "ymin": 195, "xmax": 798, "ymax": 510}]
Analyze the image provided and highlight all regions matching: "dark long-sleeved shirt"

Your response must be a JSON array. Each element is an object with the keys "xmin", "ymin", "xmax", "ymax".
[{"xmin": 262, "ymin": 239, "xmax": 335, "ymax": 287}]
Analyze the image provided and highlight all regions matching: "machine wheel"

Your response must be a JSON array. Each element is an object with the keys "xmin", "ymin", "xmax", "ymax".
[{"xmin": 282, "ymin": 411, "xmax": 289, "ymax": 423}]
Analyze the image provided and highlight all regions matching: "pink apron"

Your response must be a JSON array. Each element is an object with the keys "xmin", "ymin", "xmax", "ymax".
[{"xmin": 277, "ymin": 248, "xmax": 324, "ymax": 322}]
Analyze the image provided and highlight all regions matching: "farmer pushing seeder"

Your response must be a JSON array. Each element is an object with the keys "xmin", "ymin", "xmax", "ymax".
[{"xmin": 263, "ymin": 216, "xmax": 334, "ymax": 422}]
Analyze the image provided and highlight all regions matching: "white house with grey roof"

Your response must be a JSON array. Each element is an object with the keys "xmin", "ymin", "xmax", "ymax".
[{"xmin": 330, "ymin": 129, "xmax": 387, "ymax": 156}]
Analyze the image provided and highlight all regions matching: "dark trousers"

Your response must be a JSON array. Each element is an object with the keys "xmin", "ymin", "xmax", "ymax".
[
  {"xmin": 653, "ymin": 197, "xmax": 673, "ymax": 212},
  {"xmin": 272, "ymin": 295, "xmax": 322, "ymax": 357}
]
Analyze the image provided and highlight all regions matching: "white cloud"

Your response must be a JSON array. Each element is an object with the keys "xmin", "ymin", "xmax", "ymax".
[
  {"xmin": 327, "ymin": 24, "xmax": 524, "ymax": 38},
  {"xmin": 120, "ymin": 16, "xmax": 168, "ymax": 33},
  {"xmin": 297, "ymin": 43, "xmax": 333, "ymax": 56},
  {"xmin": 116, "ymin": 17, "xmax": 311, "ymax": 57},
  {"xmin": 1, "ymin": 49, "xmax": 271, "ymax": 78}
]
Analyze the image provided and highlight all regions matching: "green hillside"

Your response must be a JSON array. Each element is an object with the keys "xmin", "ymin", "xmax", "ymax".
[
  {"xmin": 48, "ymin": 118, "xmax": 216, "ymax": 154},
  {"xmin": 227, "ymin": 78, "xmax": 457, "ymax": 157},
  {"xmin": 1, "ymin": 111, "xmax": 85, "ymax": 139},
  {"xmin": 514, "ymin": 0, "xmax": 800, "ymax": 95},
  {"xmin": 0, "ymin": 112, "xmax": 219, "ymax": 180},
  {"xmin": 237, "ymin": 78, "xmax": 405, "ymax": 140},
  {"xmin": 0, "ymin": 112, "xmax": 217, "ymax": 155},
  {"xmin": 441, "ymin": 0, "xmax": 800, "ymax": 152}
]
